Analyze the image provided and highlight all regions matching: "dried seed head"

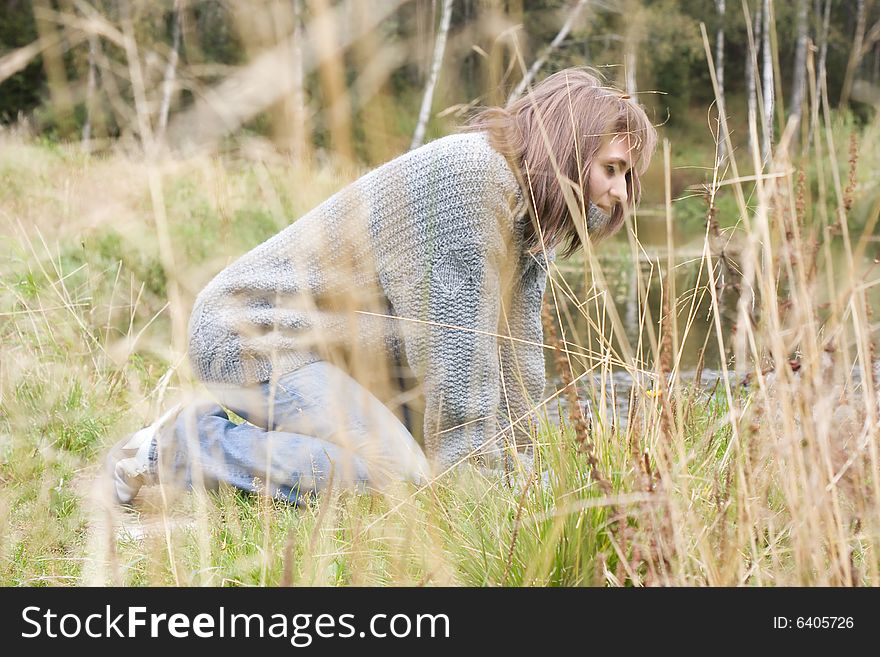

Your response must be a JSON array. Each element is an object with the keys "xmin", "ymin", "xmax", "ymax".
[{"xmin": 844, "ymin": 131, "xmax": 858, "ymax": 213}]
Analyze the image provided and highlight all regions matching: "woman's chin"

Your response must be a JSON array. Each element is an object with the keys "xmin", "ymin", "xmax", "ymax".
[{"xmin": 586, "ymin": 203, "xmax": 612, "ymax": 233}]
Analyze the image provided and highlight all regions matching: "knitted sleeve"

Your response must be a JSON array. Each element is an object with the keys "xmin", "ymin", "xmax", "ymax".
[
  {"xmin": 402, "ymin": 241, "xmax": 504, "ymax": 475},
  {"xmin": 496, "ymin": 251, "xmax": 549, "ymax": 457}
]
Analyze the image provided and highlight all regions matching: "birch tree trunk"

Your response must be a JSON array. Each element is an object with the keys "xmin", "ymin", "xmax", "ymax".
[
  {"xmin": 747, "ymin": 1, "xmax": 762, "ymax": 158},
  {"xmin": 507, "ymin": 0, "xmax": 591, "ymax": 103},
  {"xmin": 411, "ymin": 0, "xmax": 453, "ymax": 150},
  {"xmin": 157, "ymin": 0, "xmax": 183, "ymax": 140},
  {"xmin": 790, "ymin": 0, "xmax": 809, "ymax": 118},
  {"xmin": 715, "ymin": 0, "xmax": 726, "ymax": 162},
  {"xmin": 840, "ymin": 0, "xmax": 867, "ymax": 107},
  {"xmin": 625, "ymin": 47, "xmax": 637, "ymax": 96},
  {"xmin": 816, "ymin": 0, "xmax": 832, "ymax": 100},
  {"xmin": 761, "ymin": 0, "xmax": 774, "ymax": 162},
  {"xmin": 621, "ymin": 0, "xmax": 641, "ymax": 96}
]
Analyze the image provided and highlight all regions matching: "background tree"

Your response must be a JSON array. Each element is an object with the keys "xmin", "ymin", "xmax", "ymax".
[
  {"xmin": 1, "ymin": 0, "xmax": 877, "ymax": 156},
  {"xmin": 761, "ymin": 0, "xmax": 773, "ymax": 162},
  {"xmin": 790, "ymin": 0, "xmax": 808, "ymax": 119},
  {"xmin": 411, "ymin": 0, "xmax": 453, "ymax": 149},
  {"xmin": 715, "ymin": 0, "xmax": 726, "ymax": 161}
]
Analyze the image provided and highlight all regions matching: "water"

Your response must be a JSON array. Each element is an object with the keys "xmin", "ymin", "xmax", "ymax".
[
  {"xmin": 548, "ymin": 211, "xmax": 880, "ymax": 423},
  {"xmin": 543, "ymin": 367, "xmax": 731, "ymax": 431}
]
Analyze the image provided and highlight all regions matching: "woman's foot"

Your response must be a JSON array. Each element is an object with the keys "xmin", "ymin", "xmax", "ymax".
[{"xmin": 106, "ymin": 404, "xmax": 181, "ymax": 504}]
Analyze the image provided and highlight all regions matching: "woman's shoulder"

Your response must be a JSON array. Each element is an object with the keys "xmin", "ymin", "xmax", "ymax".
[
  {"xmin": 380, "ymin": 131, "xmax": 513, "ymax": 181},
  {"xmin": 417, "ymin": 130, "xmax": 494, "ymax": 155},
  {"xmin": 370, "ymin": 132, "xmax": 504, "ymax": 169},
  {"xmin": 419, "ymin": 131, "xmax": 507, "ymax": 168}
]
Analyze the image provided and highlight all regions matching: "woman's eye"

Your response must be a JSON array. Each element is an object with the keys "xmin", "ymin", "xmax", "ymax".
[{"xmin": 605, "ymin": 165, "xmax": 615, "ymax": 175}]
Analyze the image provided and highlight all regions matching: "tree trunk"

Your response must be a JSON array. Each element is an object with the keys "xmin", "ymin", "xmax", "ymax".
[
  {"xmin": 746, "ymin": 1, "xmax": 761, "ymax": 158},
  {"xmin": 508, "ymin": 0, "xmax": 524, "ymax": 30},
  {"xmin": 622, "ymin": 0, "xmax": 640, "ymax": 95},
  {"xmin": 485, "ymin": 0, "xmax": 506, "ymax": 106},
  {"xmin": 465, "ymin": 0, "xmax": 475, "ymax": 91},
  {"xmin": 309, "ymin": 0, "xmax": 354, "ymax": 161},
  {"xmin": 157, "ymin": 0, "xmax": 183, "ymax": 140},
  {"xmin": 83, "ymin": 33, "xmax": 99, "ymax": 146},
  {"xmin": 32, "ymin": 0, "xmax": 75, "ymax": 138},
  {"xmin": 816, "ymin": 0, "xmax": 832, "ymax": 102},
  {"xmin": 790, "ymin": 0, "xmax": 809, "ymax": 118},
  {"xmin": 411, "ymin": 0, "xmax": 453, "ymax": 150},
  {"xmin": 761, "ymin": 0, "xmax": 774, "ymax": 162},
  {"xmin": 840, "ymin": 0, "xmax": 867, "ymax": 107},
  {"xmin": 508, "ymin": 0, "xmax": 591, "ymax": 103},
  {"xmin": 715, "ymin": 0, "xmax": 726, "ymax": 162},
  {"xmin": 290, "ymin": 0, "xmax": 310, "ymax": 162},
  {"xmin": 625, "ymin": 46, "xmax": 637, "ymax": 96}
]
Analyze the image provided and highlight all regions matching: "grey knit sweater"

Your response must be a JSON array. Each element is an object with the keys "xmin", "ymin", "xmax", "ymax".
[{"xmin": 188, "ymin": 132, "xmax": 549, "ymax": 471}]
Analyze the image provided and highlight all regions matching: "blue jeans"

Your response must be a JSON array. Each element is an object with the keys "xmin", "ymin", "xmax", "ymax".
[{"xmin": 152, "ymin": 361, "xmax": 430, "ymax": 504}]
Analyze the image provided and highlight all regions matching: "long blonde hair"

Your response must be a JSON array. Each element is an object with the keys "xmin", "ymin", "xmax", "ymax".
[{"xmin": 465, "ymin": 68, "xmax": 657, "ymax": 257}]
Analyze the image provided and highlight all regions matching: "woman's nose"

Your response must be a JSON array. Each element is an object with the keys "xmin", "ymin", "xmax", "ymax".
[{"xmin": 610, "ymin": 176, "xmax": 628, "ymax": 204}]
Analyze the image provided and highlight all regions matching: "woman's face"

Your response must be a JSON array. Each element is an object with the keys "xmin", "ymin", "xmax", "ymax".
[{"xmin": 588, "ymin": 134, "xmax": 633, "ymax": 215}]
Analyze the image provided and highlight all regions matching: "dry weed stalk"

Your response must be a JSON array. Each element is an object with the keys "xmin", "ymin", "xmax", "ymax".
[
  {"xmin": 844, "ymin": 130, "xmax": 858, "ymax": 213},
  {"xmin": 635, "ymin": 257, "xmax": 675, "ymax": 582},
  {"xmin": 501, "ymin": 474, "xmax": 533, "ymax": 585},
  {"xmin": 658, "ymin": 285, "xmax": 675, "ymax": 443},
  {"xmin": 795, "ymin": 168, "xmax": 807, "ymax": 227},
  {"xmin": 542, "ymin": 284, "xmax": 675, "ymax": 585},
  {"xmin": 542, "ymin": 297, "xmax": 651, "ymax": 583},
  {"xmin": 540, "ymin": 298, "xmax": 612, "ymax": 496}
]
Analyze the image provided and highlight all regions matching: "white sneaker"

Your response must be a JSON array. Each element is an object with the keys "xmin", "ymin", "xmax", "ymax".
[{"xmin": 107, "ymin": 404, "xmax": 181, "ymax": 504}]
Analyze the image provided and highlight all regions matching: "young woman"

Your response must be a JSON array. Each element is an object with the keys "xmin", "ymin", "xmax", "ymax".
[{"xmin": 108, "ymin": 67, "xmax": 656, "ymax": 505}]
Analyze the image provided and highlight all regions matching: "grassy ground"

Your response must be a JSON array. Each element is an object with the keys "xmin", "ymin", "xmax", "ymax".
[{"xmin": 1, "ymin": 102, "xmax": 879, "ymax": 585}]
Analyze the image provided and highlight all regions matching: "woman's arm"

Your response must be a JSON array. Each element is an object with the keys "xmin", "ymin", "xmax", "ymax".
[
  {"xmin": 496, "ymin": 251, "xmax": 550, "ymax": 459},
  {"xmin": 400, "ymin": 242, "xmax": 504, "ymax": 474}
]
